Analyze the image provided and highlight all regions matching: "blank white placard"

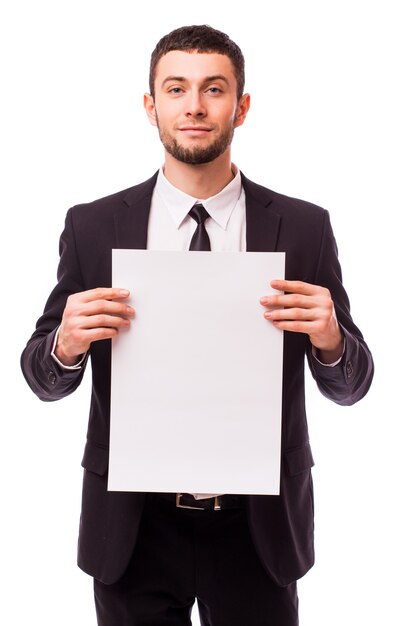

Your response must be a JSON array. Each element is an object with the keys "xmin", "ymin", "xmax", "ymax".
[{"xmin": 109, "ymin": 250, "xmax": 285, "ymax": 495}]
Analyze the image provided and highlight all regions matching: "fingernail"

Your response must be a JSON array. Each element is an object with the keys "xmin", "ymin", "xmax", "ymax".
[{"xmin": 260, "ymin": 297, "xmax": 269, "ymax": 305}]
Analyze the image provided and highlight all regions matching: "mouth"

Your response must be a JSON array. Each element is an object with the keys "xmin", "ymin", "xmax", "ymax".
[{"xmin": 178, "ymin": 126, "xmax": 213, "ymax": 135}]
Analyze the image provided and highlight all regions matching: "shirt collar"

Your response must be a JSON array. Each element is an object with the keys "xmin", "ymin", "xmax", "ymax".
[{"xmin": 155, "ymin": 165, "xmax": 243, "ymax": 230}]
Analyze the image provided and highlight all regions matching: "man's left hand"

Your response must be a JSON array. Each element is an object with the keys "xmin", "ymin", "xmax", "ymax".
[{"xmin": 260, "ymin": 279, "xmax": 344, "ymax": 364}]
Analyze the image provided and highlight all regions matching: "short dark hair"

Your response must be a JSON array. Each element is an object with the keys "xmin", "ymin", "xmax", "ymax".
[{"xmin": 149, "ymin": 25, "xmax": 245, "ymax": 100}]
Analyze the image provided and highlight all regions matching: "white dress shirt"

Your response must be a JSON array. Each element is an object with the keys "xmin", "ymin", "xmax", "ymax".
[{"xmin": 146, "ymin": 166, "xmax": 246, "ymax": 252}]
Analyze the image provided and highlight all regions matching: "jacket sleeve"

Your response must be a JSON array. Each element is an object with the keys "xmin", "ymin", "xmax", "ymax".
[
  {"xmin": 21, "ymin": 208, "xmax": 89, "ymax": 401},
  {"xmin": 306, "ymin": 210, "xmax": 374, "ymax": 406}
]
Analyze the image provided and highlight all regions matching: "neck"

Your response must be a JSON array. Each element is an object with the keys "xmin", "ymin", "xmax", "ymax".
[{"xmin": 162, "ymin": 150, "xmax": 234, "ymax": 199}]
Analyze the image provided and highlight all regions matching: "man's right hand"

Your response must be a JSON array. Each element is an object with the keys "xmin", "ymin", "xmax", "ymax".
[{"xmin": 55, "ymin": 288, "xmax": 135, "ymax": 366}]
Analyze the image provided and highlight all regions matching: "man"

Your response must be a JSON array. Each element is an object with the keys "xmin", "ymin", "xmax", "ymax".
[{"xmin": 21, "ymin": 25, "xmax": 374, "ymax": 626}]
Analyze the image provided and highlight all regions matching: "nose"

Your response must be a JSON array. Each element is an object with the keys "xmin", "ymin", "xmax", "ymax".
[{"xmin": 186, "ymin": 89, "xmax": 207, "ymax": 118}]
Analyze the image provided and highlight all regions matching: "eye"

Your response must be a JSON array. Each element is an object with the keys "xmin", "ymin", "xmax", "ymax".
[
  {"xmin": 206, "ymin": 87, "xmax": 222, "ymax": 94},
  {"xmin": 168, "ymin": 87, "xmax": 183, "ymax": 95}
]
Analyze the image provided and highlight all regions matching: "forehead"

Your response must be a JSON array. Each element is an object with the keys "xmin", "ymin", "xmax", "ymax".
[{"xmin": 154, "ymin": 50, "xmax": 237, "ymax": 87}]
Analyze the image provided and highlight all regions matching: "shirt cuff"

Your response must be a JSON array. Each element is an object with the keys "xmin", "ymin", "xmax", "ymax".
[
  {"xmin": 312, "ymin": 339, "xmax": 346, "ymax": 367},
  {"xmin": 51, "ymin": 326, "xmax": 87, "ymax": 370}
]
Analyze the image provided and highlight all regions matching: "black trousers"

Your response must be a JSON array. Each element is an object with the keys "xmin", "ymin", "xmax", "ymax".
[{"xmin": 94, "ymin": 494, "xmax": 299, "ymax": 626}]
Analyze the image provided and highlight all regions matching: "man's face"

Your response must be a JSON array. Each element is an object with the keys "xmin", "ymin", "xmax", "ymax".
[{"xmin": 145, "ymin": 50, "xmax": 248, "ymax": 165}]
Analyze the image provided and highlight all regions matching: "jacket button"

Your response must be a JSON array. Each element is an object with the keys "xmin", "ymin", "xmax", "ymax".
[
  {"xmin": 48, "ymin": 371, "xmax": 57, "ymax": 385},
  {"xmin": 346, "ymin": 361, "xmax": 353, "ymax": 378}
]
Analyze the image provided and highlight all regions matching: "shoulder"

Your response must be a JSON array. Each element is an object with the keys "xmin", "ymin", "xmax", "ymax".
[
  {"xmin": 68, "ymin": 171, "xmax": 158, "ymax": 222},
  {"xmin": 241, "ymin": 172, "xmax": 328, "ymax": 220}
]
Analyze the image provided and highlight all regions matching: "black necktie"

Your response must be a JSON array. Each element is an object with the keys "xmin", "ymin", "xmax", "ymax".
[{"xmin": 188, "ymin": 203, "xmax": 211, "ymax": 251}]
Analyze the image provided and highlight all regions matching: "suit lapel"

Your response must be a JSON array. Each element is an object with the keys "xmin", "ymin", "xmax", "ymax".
[
  {"xmin": 114, "ymin": 172, "xmax": 158, "ymax": 249},
  {"xmin": 241, "ymin": 173, "xmax": 282, "ymax": 252}
]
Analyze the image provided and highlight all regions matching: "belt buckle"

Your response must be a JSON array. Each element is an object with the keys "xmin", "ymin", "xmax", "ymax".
[{"xmin": 176, "ymin": 493, "xmax": 221, "ymax": 511}]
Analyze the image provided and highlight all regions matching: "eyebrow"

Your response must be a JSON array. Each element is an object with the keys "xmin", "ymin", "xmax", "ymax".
[{"xmin": 161, "ymin": 74, "xmax": 230, "ymax": 88}]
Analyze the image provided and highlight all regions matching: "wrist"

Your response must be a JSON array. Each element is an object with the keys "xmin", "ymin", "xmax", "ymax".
[
  {"xmin": 54, "ymin": 344, "xmax": 81, "ymax": 367},
  {"xmin": 53, "ymin": 326, "xmax": 84, "ymax": 367},
  {"xmin": 314, "ymin": 333, "xmax": 344, "ymax": 364}
]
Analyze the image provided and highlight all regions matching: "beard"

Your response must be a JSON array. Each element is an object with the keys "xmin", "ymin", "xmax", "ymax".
[{"xmin": 156, "ymin": 116, "xmax": 235, "ymax": 165}]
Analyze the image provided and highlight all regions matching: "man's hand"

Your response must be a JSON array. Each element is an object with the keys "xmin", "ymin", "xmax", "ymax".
[
  {"xmin": 260, "ymin": 280, "xmax": 344, "ymax": 364},
  {"xmin": 55, "ymin": 288, "xmax": 135, "ymax": 366}
]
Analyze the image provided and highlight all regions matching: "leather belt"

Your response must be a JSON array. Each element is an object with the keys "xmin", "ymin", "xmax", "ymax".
[
  {"xmin": 176, "ymin": 493, "xmax": 244, "ymax": 511},
  {"xmin": 154, "ymin": 493, "xmax": 244, "ymax": 511}
]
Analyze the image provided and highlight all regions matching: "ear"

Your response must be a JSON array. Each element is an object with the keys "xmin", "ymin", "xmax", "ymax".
[
  {"xmin": 234, "ymin": 93, "xmax": 251, "ymax": 128},
  {"xmin": 144, "ymin": 92, "xmax": 157, "ymax": 127}
]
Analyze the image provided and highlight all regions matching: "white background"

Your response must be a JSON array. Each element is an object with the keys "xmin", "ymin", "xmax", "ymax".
[{"xmin": 1, "ymin": 1, "xmax": 415, "ymax": 624}]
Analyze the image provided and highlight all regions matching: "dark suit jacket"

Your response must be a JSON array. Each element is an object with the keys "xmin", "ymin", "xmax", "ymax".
[{"xmin": 21, "ymin": 172, "xmax": 374, "ymax": 587}]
